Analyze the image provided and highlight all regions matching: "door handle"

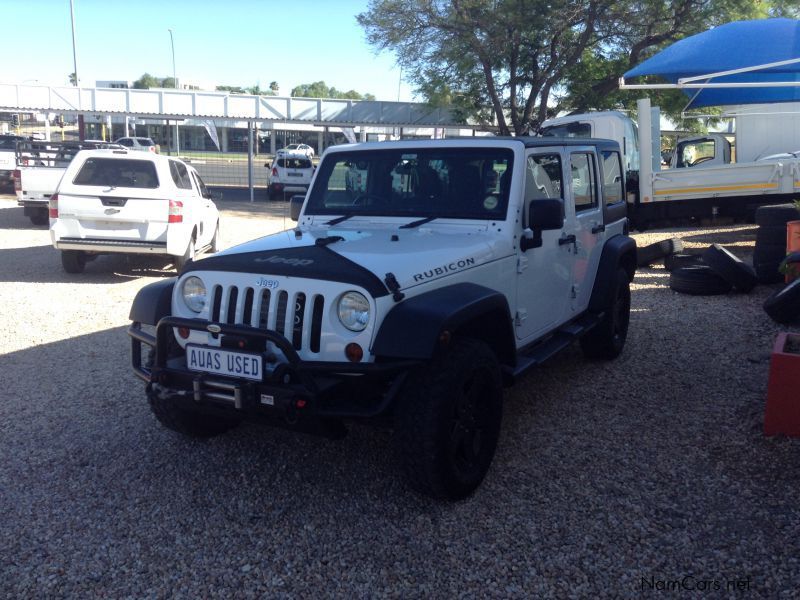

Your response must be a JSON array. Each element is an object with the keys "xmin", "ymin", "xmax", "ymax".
[
  {"xmin": 591, "ymin": 223, "xmax": 605, "ymax": 234},
  {"xmin": 558, "ymin": 234, "xmax": 577, "ymax": 246}
]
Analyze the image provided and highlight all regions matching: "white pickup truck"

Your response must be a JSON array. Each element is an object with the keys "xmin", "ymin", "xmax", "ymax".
[
  {"xmin": 14, "ymin": 140, "xmax": 121, "ymax": 225},
  {"xmin": 0, "ymin": 134, "xmax": 27, "ymax": 188}
]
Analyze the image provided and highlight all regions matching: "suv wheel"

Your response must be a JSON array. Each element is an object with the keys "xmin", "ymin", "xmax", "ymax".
[
  {"xmin": 29, "ymin": 209, "xmax": 48, "ymax": 226},
  {"xmin": 395, "ymin": 338, "xmax": 503, "ymax": 501},
  {"xmin": 147, "ymin": 387, "xmax": 241, "ymax": 438},
  {"xmin": 580, "ymin": 267, "xmax": 631, "ymax": 359},
  {"xmin": 61, "ymin": 250, "xmax": 87, "ymax": 274},
  {"xmin": 174, "ymin": 237, "xmax": 195, "ymax": 271}
]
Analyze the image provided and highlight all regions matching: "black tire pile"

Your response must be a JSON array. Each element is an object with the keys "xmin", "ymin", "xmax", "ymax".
[{"xmin": 637, "ymin": 225, "xmax": 800, "ymax": 324}]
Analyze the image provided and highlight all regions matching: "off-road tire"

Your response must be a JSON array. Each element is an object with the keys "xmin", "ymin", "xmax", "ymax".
[
  {"xmin": 763, "ymin": 279, "xmax": 800, "ymax": 324},
  {"xmin": 580, "ymin": 267, "xmax": 631, "ymax": 359},
  {"xmin": 395, "ymin": 338, "xmax": 503, "ymax": 501},
  {"xmin": 755, "ymin": 204, "xmax": 800, "ymax": 227},
  {"xmin": 61, "ymin": 250, "xmax": 86, "ymax": 273},
  {"xmin": 148, "ymin": 390, "xmax": 241, "ymax": 438},
  {"xmin": 637, "ymin": 238, "xmax": 684, "ymax": 267},
  {"xmin": 29, "ymin": 209, "xmax": 48, "ymax": 226},
  {"xmin": 701, "ymin": 243, "xmax": 758, "ymax": 292},
  {"xmin": 174, "ymin": 237, "xmax": 196, "ymax": 271},
  {"xmin": 669, "ymin": 265, "xmax": 733, "ymax": 295},
  {"xmin": 756, "ymin": 225, "xmax": 789, "ymax": 246},
  {"xmin": 664, "ymin": 252, "xmax": 703, "ymax": 272},
  {"xmin": 753, "ymin": 242, "xmax": 787, "ymax": 283}
]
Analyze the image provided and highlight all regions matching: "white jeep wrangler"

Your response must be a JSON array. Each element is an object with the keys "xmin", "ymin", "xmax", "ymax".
[{"xmin": 128, "ymin": 138, "xmax": 637, "ymax": 500}]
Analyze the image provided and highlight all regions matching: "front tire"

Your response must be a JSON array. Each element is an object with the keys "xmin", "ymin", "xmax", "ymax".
[
  {"xmin": 395, "ymin": 338, "xmax": 503, "ymax": 501},
  {"xmin": 61, "ymin": 250, "xmax": 87, "ymax": 273},
  {"xmin": 148, "ymin": 388, "xmax": 241, "ymax": 438},
  {"xmin": 580, "ymin": 267, "xmax": 631, "ymax": 359}
]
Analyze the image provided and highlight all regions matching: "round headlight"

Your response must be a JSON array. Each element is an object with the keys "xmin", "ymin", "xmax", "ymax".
[
  {"xmin": 182, "ymin": 276, "xmax": 207, "ymax": 313},
  {"xmin": 337, "ymin": 291, "xmax": 370, "ymax": 332}
]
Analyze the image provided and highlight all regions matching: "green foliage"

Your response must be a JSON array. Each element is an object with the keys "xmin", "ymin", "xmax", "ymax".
[
  {"xmin": 358, "ymin": 0, "xmax": 770, "ymax": 135},
  {"xmin": 216, "ymin": 85, "xmax": 246, "ymax": 94},
  {"xmin": 291, "ymin": 81, "xmax": 375, "ymax": 100},
  {"xmin": 132, "ymin": 73, "xmax": 160, "ymax": 89}
]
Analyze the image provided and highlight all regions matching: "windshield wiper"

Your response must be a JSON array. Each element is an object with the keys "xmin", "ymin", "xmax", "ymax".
[
  {"xmin": 399, "ymin": 216, "xmax": 436, "ymax": 229},
  {"xmin": 326, "ymin": 213, "xmax": 355, "ymax": 226}
]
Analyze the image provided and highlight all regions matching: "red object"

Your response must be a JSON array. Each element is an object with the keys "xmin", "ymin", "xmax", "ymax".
[
  {"xmin": 168, "ymin": 200, "xmax": 183, "ymax": 223},
  {"xmin": 48, "ymin": 194, "xmax": 59, "ymax": 218},
  {"xmin": 764, "ymin": 332, "xmax": 800, "ymax": 437},
  {"xmin": 13, "ymin": 169, "xmax": 20, "ymax": 193},
  {"xmin": 786, "ymin": 221, "xmax": 800, "ymax": 282}
]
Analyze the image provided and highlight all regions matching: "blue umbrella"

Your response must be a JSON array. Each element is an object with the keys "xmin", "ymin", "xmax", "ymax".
[{"xmin": 622, "ymin": 19, "xmax": 800, "ymax": 107}]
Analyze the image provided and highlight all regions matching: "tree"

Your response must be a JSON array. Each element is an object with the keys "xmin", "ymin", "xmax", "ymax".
[
  {"xmin": 269, "ymin": 81, "xmax": 280, "ymax": 94},
  {"xmin": 132, "ymin": 73, "xmax": 161, "ymax": 89},
  {"xmin": 68, "ymin": 72, "xmax": 77, "ymax": 86},
  {"xmin": 291, "ymin": 81, "xmax": 375, "ymax": 100},
  {"xmin": 216, "ymin": 85, "xmax": 246, "ymax": 94},
  {"xmin": 358, "ymin": 0, "xmax": 760, "ymax": 135},
  {"xmin": 161, "ymin": 76, "xmax": 176, "ymax": 89}
]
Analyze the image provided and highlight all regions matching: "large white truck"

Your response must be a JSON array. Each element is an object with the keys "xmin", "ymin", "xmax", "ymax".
[{"xmin": 541, "ymin": 99, "xmax": 800, "ymax": 228}]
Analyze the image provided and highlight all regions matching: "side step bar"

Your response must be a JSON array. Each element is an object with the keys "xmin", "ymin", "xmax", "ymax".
[{"xmin": 506, "ymin": 312, "xmax": 603, "ymax": 381}]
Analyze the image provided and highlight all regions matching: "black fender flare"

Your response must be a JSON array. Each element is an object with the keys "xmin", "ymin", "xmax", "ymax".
[
  {"xmin": 588, "ymin": 234, "xmax": 637, "ymax": 312},
  {"xmin": 372, "ymin": 282, "xmax": 515, "ymax": 366},
  {"xmin": 129, "ymin": 278, "xmax": 176, "ymax": 325}
]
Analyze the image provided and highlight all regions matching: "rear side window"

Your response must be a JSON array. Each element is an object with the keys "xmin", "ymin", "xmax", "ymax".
[
  {"xmin": 278, "ymin": 158, "xmax": 311, "ymax": 169},
  {"xmin": 137, "ymin": 138, "xmax": 154, "ymax": 145},
  {"xmin": 117, "ymin": 139, "xmax": 134, "ymax": 147},
  {"xmin": 601, "ymin": 151, "xmax": 624, "ymax": 206},
  {"xmin": 73, "ymin": 158, "xmax": 159, "ymax": 188},
  {"xmin": 570, "ymin": 153, "xmax": 598, "ymax": 211},
  {"xmin": 169, "ymin": 160, "xmax": 193, "ymax": 189}
]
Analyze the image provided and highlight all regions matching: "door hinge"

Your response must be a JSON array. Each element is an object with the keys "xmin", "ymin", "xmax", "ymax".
[
  {"xmin": 515, "ymin": 309, "xmax": 527, "ymax": 326},
  {"xmin": 517, "ymin": 255, "xmax": 528, "ymax": 273}
]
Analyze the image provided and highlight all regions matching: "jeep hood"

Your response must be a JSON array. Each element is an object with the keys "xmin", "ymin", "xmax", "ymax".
[{"xmin": 187, "ymin": 224, "xmax": 505, "ymax": 295}]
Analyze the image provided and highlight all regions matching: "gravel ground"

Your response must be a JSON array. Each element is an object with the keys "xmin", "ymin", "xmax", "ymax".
[{"xmin": 1, "ymin": 194, "xmax": 798, "ymax": 598}]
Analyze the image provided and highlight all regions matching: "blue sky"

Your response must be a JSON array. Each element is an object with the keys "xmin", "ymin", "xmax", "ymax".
[{"xmin": 2, "ymin": 0, "xmax": 414, "ymax": 100}]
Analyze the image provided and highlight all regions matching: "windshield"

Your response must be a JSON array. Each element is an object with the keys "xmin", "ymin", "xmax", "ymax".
[{"xmin": 305, "ymin": 148, "xmax": 513, "ymax": 220}]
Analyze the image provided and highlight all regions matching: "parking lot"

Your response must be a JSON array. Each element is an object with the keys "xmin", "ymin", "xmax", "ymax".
[{"xmin": 1, "ymin": 194, "xmax": 798, "ymax": 596}]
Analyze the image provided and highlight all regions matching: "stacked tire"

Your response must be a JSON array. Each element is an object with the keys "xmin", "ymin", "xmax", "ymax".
[
  {"xmin": 669, "ymin": 244, "xmax": 757, "ymax": 296},
  {"xmin": 753, "ymin": 204, "xmax": 800, "ymax": 283}
]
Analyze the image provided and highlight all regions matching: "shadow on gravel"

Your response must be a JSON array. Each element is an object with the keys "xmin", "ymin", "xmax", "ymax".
[
  {"xmin": 0, "ymin": 202, "xmax": 48, "ymax": 231},
  {"xmin": 677, "ymin": 225, "xmax": 758, "ymax": 247},
  {"xmin": 0, "ymin": 243, "xmax": 179, "ymax": 284}
]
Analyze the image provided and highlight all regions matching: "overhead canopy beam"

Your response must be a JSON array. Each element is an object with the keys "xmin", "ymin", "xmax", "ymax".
[{"xmin": 0, "ymin": 83, "xmax": 465, "ymax": 128}]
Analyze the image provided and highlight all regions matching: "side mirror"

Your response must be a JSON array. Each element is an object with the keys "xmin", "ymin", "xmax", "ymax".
[
  {"xmin": 289, "ymin": 195, "xmax": 304, "ymax": 221},
  {"xmin": 528, "ymin": 198, "xmax": 564, "ymax": 231},
  {"xmin": 521, "ymin": 198, "xmax": 564, "ymax": 251}
]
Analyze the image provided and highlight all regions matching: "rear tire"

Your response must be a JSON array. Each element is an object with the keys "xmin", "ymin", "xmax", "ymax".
[
  {"xmin": 61, "ymin": 250, "xmax": 86, "ymax": 274},
  {"xmin": 580, "ymin": 267, "xmax": 631, "ymax": 359},
  {"xmin": 174, "ymin": 237, "xmax": 196, "ymax": 271},
  {"xmin": 29, "ymin": 209, "xmax": 48, "ymax": 226},
  {"xmin": 395, "ymin": 338, "xmax": 503, "ymax": 501}
]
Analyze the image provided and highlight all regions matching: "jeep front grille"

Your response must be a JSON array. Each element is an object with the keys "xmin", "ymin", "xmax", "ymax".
[{"xmin": 210, "ymin": 285, "xmax": 323, "ymax": 353}]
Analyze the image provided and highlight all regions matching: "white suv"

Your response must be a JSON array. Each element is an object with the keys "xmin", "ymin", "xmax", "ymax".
[
  {"xmin": 129, "ymin": 138, "xmax": 636, "ymax": 500},
  {"xmin": 266, "ymin": 152, "xmax": 314, "ymax": 200},
  {"xmin": 114, "ymin": 137, "xmax": 160, "ymax": 153},
  {"xmin": 50, "ymin": 149, "xmax": 218, "ymax": 273}
]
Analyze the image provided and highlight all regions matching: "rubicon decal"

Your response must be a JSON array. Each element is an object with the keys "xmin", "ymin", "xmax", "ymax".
[
  {"xmin": 413, "ymin": 257, "xmax": 476, "ymax": 282},
  {"xmin": 254, "ymin": 255, "xmax": 314, "ymax": 266}
]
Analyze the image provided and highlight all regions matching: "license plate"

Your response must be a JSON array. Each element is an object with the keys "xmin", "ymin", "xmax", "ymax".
[
  {"xmin": 287, "ymin": 172, "xmax": 302, "ymax": 177},
  {"xmin": 186, "ymin": 345, "xmax": 262, "ymax": 381}
]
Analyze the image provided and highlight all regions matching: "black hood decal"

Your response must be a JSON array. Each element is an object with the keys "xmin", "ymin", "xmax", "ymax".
[{"xmin": 184, "ymin": 245, "xmax": 390, "ymax": 298}]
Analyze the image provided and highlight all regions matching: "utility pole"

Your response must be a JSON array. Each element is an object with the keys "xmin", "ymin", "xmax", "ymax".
[{"xmin": 168, "ymin": 28, "xmax": 180, "ymax": 155}]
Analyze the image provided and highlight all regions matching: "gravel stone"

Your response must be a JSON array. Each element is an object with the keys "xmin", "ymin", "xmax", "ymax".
[{"xmin": 1, "ymin": 198, "xmax": 798, "ymax": 597}]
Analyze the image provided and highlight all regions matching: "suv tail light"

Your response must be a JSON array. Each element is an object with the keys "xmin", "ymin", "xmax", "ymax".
[
  {"xmin": 13, "ymin": 170, "xmax": 20, "ymax": 193},
  {"xmin": 169, "ymin": 200, "xmax": 184, "ymax": 223},
  {"xmin": 272, "ymin": 167, "xmax": 278, "ymax": 177},
  {"xmin": 148, "ymin": 146, "xmax": 156, "ymax": 153},
  {"xmin": 48, "ymin": 194, "xmax": 59, "ymax": 218}
]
